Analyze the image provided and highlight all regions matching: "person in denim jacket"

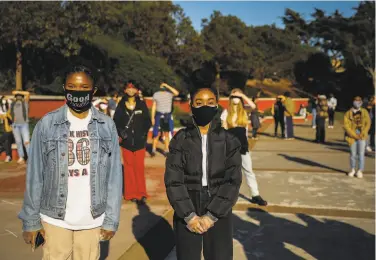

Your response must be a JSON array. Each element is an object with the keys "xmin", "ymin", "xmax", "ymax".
[{"xmin": 19, "ymin": 65, "xmax": 122, "ymax": 259}]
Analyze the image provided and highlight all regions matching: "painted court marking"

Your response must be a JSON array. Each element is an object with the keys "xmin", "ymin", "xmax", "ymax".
[
  {"xmin": 4, "ymin": 229, "xmax": 18, "ymax": 238},
  {"xmin": 1, "ymin": 200, "xmax": 18, "ymax": 205}
]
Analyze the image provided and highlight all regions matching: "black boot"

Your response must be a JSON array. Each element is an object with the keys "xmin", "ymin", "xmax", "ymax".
[{"xmin": 251, "ymin": 195, "xmax": 268, "ymax": 206}]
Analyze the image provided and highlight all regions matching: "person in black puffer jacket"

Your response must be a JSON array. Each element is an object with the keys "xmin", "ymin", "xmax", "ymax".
[
  {"xmin": 114, "ymin": 81, "xmax": 151, "ymax": 203},
  {"xmin": 165, "ymin": 65, "xmax": 242, "ymax": 260}
]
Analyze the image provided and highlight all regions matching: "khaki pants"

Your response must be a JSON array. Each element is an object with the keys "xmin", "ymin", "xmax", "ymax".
[{"xmin": 42, "ymin": 221, "xmax": 101, "ymax": 260}]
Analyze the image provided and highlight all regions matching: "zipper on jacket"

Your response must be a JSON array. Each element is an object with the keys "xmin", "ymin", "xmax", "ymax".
[
  {"xmin": 194, "ymin": 123, "xmax": 212, "ymax": 198},
  {"xmin": 125, "ymin": 109, "xmax": 135, "ymax": 146}
]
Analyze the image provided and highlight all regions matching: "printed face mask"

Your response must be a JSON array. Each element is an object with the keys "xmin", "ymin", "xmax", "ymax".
[
  {"xmin": 65, "ymin": 89, "xmax": 94, "ymax": 113},
  {"xmin": 191, "ymin": 105, "xmax": 218, "ymax": 126}
]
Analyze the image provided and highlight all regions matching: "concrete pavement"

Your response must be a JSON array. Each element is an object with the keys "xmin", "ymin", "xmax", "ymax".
[
  {"xmin": 166, "ymin": 211, "xmax": 375, "ymax": 260},
  {"xmin": 0, "ymin": 198, "xmax": 170, "ymax": 260},
  {"xmin": 0, "ymin": 120, "xmax": 374, "ymax": 259}
]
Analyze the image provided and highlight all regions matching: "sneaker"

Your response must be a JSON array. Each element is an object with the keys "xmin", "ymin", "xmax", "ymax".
[
  {"xmin": 355, "ymin": 170, "xmax": 363, "ymax": 178},
  {"xmin": 4, "ymin": 156, "xmax": 11, "ymax": 163},
  {"xmin": 251, "ymin": 195, "xmax": 268, "ymax": 206},
  {"xmin": 347, "ymin": 169, "xmax": 356, "ymax": 177},
  {"xmin": 17, "ymin": 157, "xmax": 25, "ymax": 164},
  {"xmin": 312, "ymin": 126, "xmax": 316, "ymax": 129},
  {"xmin": 366, "ymin": 146, "xmax": 372, "ymax": 153}
]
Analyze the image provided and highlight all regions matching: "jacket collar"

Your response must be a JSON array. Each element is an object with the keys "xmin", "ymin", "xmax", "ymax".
[{"xmin": 54, "ymin": 104, "xmax": 105, "ymax": 125}]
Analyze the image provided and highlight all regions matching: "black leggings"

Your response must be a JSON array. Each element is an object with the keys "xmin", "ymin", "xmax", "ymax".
[
  {"xmin": 0, "ymin": 132, "xmax": 13, "ymax": 157},
  {"xmin": 316, "ymin": 118, "xmax": 326, "ymax": 143},
  {"xmin": 328, "ymin": 108, "xmax": 335, "ymax": 126},
  {"xmin": 174, "ymin": 189, "xmax": 233, "ymax": 260},
  {"xmin": 274, "ymin": 116, "xmax": 285, "ymax": 137}
]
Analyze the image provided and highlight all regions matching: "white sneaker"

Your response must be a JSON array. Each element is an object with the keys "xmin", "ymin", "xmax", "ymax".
[
  {"xmin": 4, "ymin": 156, "xmax": 11, "ymax": 163},
  {"xmin": 355, "ymin": 170, "xmax": 363, "ymax": 178},
  {"xmin": 347, "ymin": 169, "xmax": 356, "ymax": 177},
  {"xmin": 17, "ymin": 157, "xmax": 25, "ymax": 164},
  {"xmin": 312, "ymin": 126, "xmax": 316, "ymax": 129},
  {"xmin": 366, "ymin": 146, "xmax": 372, "ymax": 153}
]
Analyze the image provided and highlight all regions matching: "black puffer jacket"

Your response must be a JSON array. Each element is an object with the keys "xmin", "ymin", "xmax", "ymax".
[
  {"xmin": 165, "ymin": 114, "xmax": 242, "ymax": 219},
  {"xmin": 113, "ymin": 96, "xmax": 151, "ymax": 152}
]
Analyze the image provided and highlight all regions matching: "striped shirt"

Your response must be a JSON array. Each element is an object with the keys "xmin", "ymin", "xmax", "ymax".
[{"xmin": 153, "ymin": 91, "xmax": 174, "ymax": 113}]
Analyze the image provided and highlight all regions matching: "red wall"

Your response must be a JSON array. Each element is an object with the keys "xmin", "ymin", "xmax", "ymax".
[{"xmin": 28, "ymin": 97, "xmax": 309, "ymax": 118}]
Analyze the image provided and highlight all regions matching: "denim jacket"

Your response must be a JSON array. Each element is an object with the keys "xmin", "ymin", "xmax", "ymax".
[{"xmin": 18, "ymin": 105, "xmax": 123, "ymax": 232}]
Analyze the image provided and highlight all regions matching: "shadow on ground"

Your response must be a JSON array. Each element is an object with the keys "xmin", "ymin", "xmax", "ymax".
[
  {"xmin": 132, "ymin": 203, "xmax": 174, "ymax": 260},
  {"xmin": 278, "ymin": 153, "xmax": 347, "ymax": 173},
  {"xmin": 233, "ymin": 208, "xmax": 375, "ymax": 260}
]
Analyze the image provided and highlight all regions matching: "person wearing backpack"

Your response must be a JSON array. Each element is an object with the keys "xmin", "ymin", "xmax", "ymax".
[{"xmin": 114, "ymin": 81, "xmax": 151, "ymax": 203}]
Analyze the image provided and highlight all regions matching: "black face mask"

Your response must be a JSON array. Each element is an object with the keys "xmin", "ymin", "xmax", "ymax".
[
  {"xmin": 64, "ymin": 89, "xmax": 94, "ymax": 113},
  {"xmin": 191, "ymin": 105, "xmax": 218, "ymax": 126}
]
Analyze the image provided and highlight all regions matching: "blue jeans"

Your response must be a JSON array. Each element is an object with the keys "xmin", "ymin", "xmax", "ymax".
[
  {"xmin": 312, "ymin": 108, "xmax": 317, "ymax": 127},
  {"xmin": 12, "ymin": 123, "xmax": 30, "ymax": 158},
  {"xmin": 350, "ymin": 140, "xmax": 366, "ymax": 171}
]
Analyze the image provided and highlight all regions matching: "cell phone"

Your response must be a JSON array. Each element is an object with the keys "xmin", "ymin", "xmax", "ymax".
[{"xmin": 34, "ymin": 232, "xmax": 45, "ymax": 249}]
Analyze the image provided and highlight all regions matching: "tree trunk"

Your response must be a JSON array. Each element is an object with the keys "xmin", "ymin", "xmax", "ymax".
[
  {"xmin": 16, "ymin": 49, "xmax": 22, "ymax": 90},
  {"xmin": 366, "ymin": 67, "xmax": 375, "ymax": 88}
]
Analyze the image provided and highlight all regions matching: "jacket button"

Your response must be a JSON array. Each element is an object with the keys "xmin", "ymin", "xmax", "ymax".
[
  {"xmin": 58, "ymin": 213, "xmax": 62, "ymax": 217},
  {"xmin": 61, "ymin": 152, "xmax": 65, "ymax": 156},
  {"xmin": 61, "ymin": 174, "xmax": 65, "ymax": 177},
  {"xmin": 63, "ymin": 134, "xmax": 67, "ymax": 138},
  {"xmin": 60, "ymin": 194, "xmax": 64, "ymax": 198}
]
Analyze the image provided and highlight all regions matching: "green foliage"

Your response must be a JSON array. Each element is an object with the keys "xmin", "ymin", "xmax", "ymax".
[
  {"xmin": 0, "ymin": 0, "xmax": 373, "ymax": 102},
  {"xmin": 283, "ymin": 1, "xmax": 375, "ymax": 101},
  {"xmin": 90, "ymin": 35, "xmax": 179, "ymax": 96}
]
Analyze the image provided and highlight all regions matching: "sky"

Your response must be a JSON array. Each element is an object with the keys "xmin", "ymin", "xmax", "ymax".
[{"xmin": 174, "ymin": 1, "xmax": 361, "ymax": 31}]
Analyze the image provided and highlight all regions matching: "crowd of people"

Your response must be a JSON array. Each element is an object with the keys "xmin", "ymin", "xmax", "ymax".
[{"xmin": 0, "ymin": 64, "xmax": 371, "ymax": 259}]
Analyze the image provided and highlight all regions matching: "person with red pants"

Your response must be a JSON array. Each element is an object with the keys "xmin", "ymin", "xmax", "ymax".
[{"xmin": 114, "ymin": 81, "xmax": 151, "ymax": 204}]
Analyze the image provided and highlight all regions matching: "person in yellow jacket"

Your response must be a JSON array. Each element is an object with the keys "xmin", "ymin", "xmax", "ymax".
[
  {"xmin": 0, "ymin": 111, "xmax": 14, "ymax": 162},
  {"xmin": 283, "ymin": 92, "xmax": 295, "ymax": 139},
  {"xmin": 344, "ymin": 96, "xmax": 371, "ymax": 178}
]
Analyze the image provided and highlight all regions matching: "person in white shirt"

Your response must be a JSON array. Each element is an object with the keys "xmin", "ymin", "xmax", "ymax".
[
  {"xmin": 165, "ymin": 65, "xmax": 242, "ymax": 260},
  {"xmin": 19, "ymin": 65, "xmax": 122, "ymax": 259},
  {"xmin": 328, "ymin": 93, "xmax": 337, "ymax": 128},
  {"xmin": 221, "ymin": 88, "xmax": 267, "ymax": 206}
]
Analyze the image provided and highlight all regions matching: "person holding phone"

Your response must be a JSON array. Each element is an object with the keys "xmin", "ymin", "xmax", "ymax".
[
  {"xmin": 114, "ymin": 81, "xmax": 151, "ymax": 203},
  {"xmin": 19, "ymin": 65, "xmax": 123, "ymax": 258},
  {"xmin": 165, "ymin": 65, "xmax": 242, "ymax": 260}
]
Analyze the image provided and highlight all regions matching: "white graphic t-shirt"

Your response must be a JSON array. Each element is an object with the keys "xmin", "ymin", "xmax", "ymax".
[{"xmin": 41, "ymin": 109, "xmax": 105, "ymax": 230}]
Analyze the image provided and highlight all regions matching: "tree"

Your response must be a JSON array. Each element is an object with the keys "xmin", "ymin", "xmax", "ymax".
[
  {"xmin": 90, "ymin": 35, "xmax": 179, "ymax": 96},
  {"xmin": 0, "ymin": 1, "xmax": 106, "ymax": 91},
  {"xmin": 283, "ymin": 1, "xmax": 375, "ymax": 91},
  {"xmin": 201, "ymin": 11, "xmax": 254, "ymax": 72},
  {"xmin": 0, "ymin": 2, "xmax": 62, "ymax": 90}
]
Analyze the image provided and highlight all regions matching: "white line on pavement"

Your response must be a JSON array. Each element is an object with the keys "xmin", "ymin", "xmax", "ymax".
[
  {"xmin": 1, "ymin": 200, "xmax": 18, "ymax": 205},
  {"xmin": 4, "ymin": 229, "xmax": 18, "ymax": 238}
]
